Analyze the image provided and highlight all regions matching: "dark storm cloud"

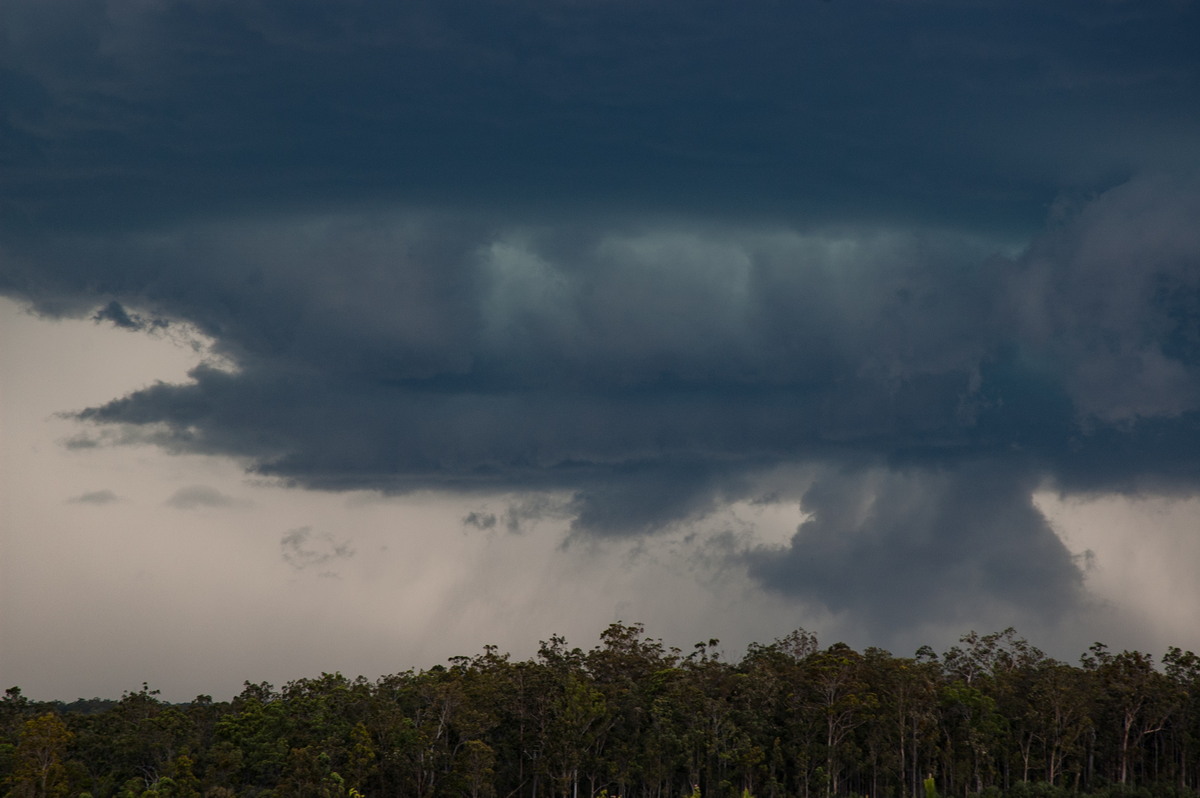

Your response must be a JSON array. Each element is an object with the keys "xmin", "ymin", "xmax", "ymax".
[
  {"xmin": 38, "ymin": 218, "xmax": 997, "ymax": 485},
  {"xmin": 3, "ymin": 0, "xmax": 1198, "ymax": 234},
  {"xmin": 8, "ymin": 175, "xmax": 1200, "ymax": 629},
  {"xmin": 4, "ymin": 0, "xmax": 1200, "ymax": 633},
  {"xmin": 746, "ymin": 462, "xmax": 1084, "ymax": 634},
  {"xmin": 92, "ymin": 300, "xmax": 169, "ymax": 333}
]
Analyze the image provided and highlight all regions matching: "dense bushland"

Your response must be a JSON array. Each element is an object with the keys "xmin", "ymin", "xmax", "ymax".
[{"xmin": 4, "ymin": 625, "xmax": 1200, "ymax": 798}]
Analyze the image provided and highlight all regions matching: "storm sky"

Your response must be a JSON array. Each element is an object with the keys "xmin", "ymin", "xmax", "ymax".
[{"xmin": 3, "ymin": 0, "xmax": 1200, "ymax": 701}]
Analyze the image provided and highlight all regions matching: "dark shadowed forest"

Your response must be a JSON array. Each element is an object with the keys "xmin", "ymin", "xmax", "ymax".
[{"xmin": 5, "ymin": 625, "xmax": 1200, "ymax": 798}]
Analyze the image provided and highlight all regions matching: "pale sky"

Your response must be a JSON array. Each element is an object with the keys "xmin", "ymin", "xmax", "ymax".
[{"xmin": 3, "ymin": 0, "xmax": 1200, "ymax": 701}]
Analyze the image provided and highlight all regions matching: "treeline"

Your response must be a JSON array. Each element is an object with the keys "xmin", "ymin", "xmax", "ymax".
[{"xmin": 4, "ymin": 624, "xmax": 1200, "ymax": 798}]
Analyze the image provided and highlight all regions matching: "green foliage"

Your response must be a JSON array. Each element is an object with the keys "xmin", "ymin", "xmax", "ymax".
[
  {"xmin": 9, "ymin": 713, "xmax": 74, "ymax": 798},
  {"xmin": 7, "ymin": 627, "xmax": 1200, "ymax": 798}
]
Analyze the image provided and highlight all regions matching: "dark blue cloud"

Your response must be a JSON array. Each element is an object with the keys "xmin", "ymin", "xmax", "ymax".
[
  {"xmin": 746, "ymin": 461, "xmax": 1083, "ymax": 634},
  {"xmin": 3, "ymin": 0, "xmax": 1198, "ymax": 233},
  {"xmin": 4, "ymin": 0, "xmax": 1200, "ymax": 632},
  {"xmin": 42, "ymin": 178, "xmax": 1200, "ymax": 498}
]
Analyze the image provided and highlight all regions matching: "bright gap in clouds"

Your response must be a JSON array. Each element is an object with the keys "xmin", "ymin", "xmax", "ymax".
[{"xmin": 1036, "ymin": 491, "xmax": 1200, "ymax": 656}]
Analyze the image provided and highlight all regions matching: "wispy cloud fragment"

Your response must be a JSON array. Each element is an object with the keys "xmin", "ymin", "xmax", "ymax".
[
  {"xmin": 93, "ymin": 301, "xmax": 168, "ymax": 333},
  {"xmin": 463, "ymin": 511, "xmax": 498, "ymax": 530},
  {"xmin": 280, "ymin": 527, "xmax": 355, "ymax": 572},
  {"xmin": 166, "ymin": 485, "xmax": 252, "ymax": 510},
  {"xmin": 66, "ymin": 489, "xmax": 120, "ymax": 505},
  {"xmin": 463, "ymin": 495, "xmax": 571, "ymax": 534}
]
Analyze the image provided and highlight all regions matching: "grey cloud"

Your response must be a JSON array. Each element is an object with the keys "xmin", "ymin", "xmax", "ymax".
[
  {"xmin": 5, "ymin": 0, "xmax": 1200, "ymax": 636},
  {"xmin": 280, "ymin": 527, "xmax": 355, "ymax": 571},
  {"xmin": 92, "ymin": 301, "xmax": 139, "ymax": 330},
  {"xmin": 464, "ymin": 495, "xmax": 572, "ymax": 534},
  {"xmin": 66, "ymin": 489, "xmax": 119, "ymax": 505},
  {"xmin": 463, "ymin": 512, "xmax": 498, "ymax": 531},
  {"xmin": 746, "ymin": 462, "xmax": 1085, "ymax": 637},
  {"xmin": 3, "ymin": 1, "xmax": 1198, "ymax": 236},
  {"xmin": 166, "ymin": 485, "xmax": 251, "ymax": 510},
  {"xmin": 92, "ymin": 300, "xmax": 168, "ymax": 333},
  {"xmin": 503, "ymin": 495, "xmax": 572, "ymax": 533},
  {"xmin": 60, "ymin": 425, "xmax": 154, "ymax": 451},
  {"xmin": 21, "ymin": 175, "xmax": 1200, "ymax": 511},
  {"xmin": 1005, "ymin": 173, "xmax": 1200, "ymax": 423},
  {"xmin": 2, "ymin": 212, "xmax": 484, "ymax": 378},
  {"xmin": 566, "ymin": 464, "xmax": 746, "ymax": 539},
  {"xmin": 28, "ymin": 176, "xmax": 1198, "ymax": 633},
  {"xmin": 61, "ymin": 435, "xmax": 100, "ymax": 450}
]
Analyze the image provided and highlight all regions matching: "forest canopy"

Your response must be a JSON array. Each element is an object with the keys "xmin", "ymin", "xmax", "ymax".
[{"xmin": 4, "ymin": 625, "xmax": 1200, "ymax": 798}]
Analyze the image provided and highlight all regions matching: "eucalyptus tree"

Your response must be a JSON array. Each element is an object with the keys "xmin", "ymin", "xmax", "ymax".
[
  {"xmin": 1163, "ymin": 646, "xmax": 1200, "ymax": 791},
  {"xmin": 1025, "ymin": 660, "xmax": 1091, "ymax": 788},
  {"xmin": 858, "ymin": 647, "xmax": 941, "ymax": 798},
  {"xmin": 585, "ymin": 623, "xmax": 680, "ymax": 798},
  {"xmin": 8, "ymin": 713, "xmax": 73, "ymax": 798},
  {"xmin": 802, "ymin": 643, "xmax": 877, "ymax": 798},
  {"xmin": 1082, "ymin": 644, "xmax": 1176, "ymax": 786}
]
